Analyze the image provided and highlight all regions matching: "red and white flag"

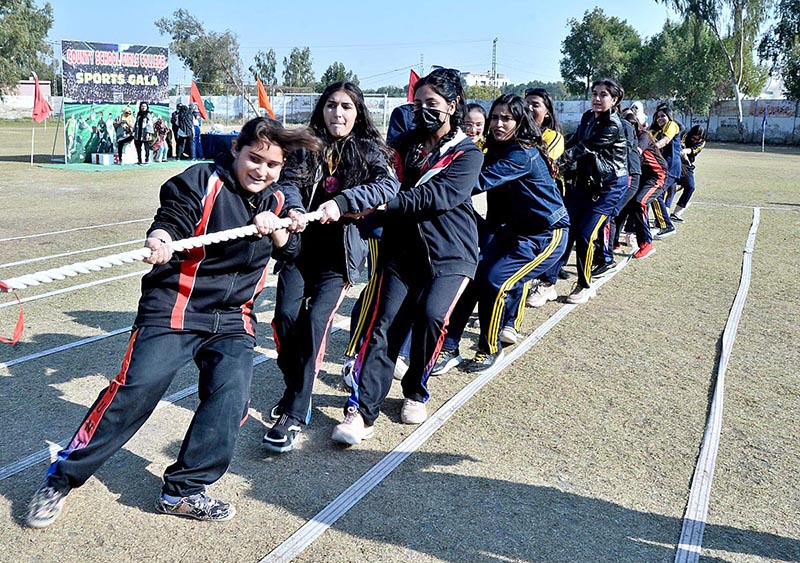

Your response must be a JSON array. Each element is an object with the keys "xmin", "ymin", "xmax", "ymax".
[{"xmin": 190, "ymin": 80, "xmax": 208, "ymax": 119}]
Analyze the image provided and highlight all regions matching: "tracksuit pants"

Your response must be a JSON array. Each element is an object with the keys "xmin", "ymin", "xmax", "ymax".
[
  {"xmin": 274, "ymin": 263, "xmax": 349, "ymax": 424},
  {"xmin": 676, "ymin": 169, "xmax": 696, "ymax": 209},
  {"xmin": 45, "ymin": 326, "xmax": 254, "ymax": 498},
  {"xmin": 448, "ymin": 228, "xmax": 567, "ymax": 354},
  {"xmin": 652, "ymin": 176, "xmax": 677, "ymax": 229},
  {"xmin": 348, "ymin": 265, "xmax": 468, "ymax": 426}
]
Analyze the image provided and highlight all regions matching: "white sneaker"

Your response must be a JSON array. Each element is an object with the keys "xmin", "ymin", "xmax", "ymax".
[
  {"xmin": 499, "ymin": 326, "xmax": 520, "ymax": 345},
  {"xmin": 331, "ymin": 406, "xmax": 374, "ymax": 445},
  {"xmin": 393, "ymin": 355, "xmax": 409, "ymax": 380},
  {"xmin": 400, "ymin": 398, "xmax": 427, "ymax": 424},
  {"xmin": 526, "ymin": 282, "xmax": 557, "ymax": 308},
  {"xmin": 566, "ymin": 285, "xmax": 596, "ymax": 305}
]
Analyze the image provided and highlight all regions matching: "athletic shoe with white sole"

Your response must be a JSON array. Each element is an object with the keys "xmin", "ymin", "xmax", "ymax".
[
  {"xmin": 566, "ymin": 285, "xmax": 596, "ymax": 305},
  {"xmin": 431, "ymin": 348, "xmax": 462, "ymax": 376},
  {"xmin": 526, "ymin": 282, "xmax": 557, "ymax": 308},
  {"xmin": 462, "ymin": 349, "xmax": 505, "ymax": 374},
  {"xmin": 155, "ymin": 492, "xmax": 235, "ymax": 521},
  {"xmin": 393, "ymin": 355, "xmax": 409, "ymax": 380},
  {"xmin": 400, "ymin": 398, "xmax": 427, "ymax": 424},
  {"xmin": 331, "ymin": 406, "xmax": 374, "ymax": 445},
  {"xmin": 262, "ymin": 414, "xmax": 302, "ymax": 453},
  {"xmin": 26, "ymin": 483, "xmax": 67, "ymax": 528},
  {"xmin": 499, "ymin": 326, "xmax": 520, "ymax": 345}
]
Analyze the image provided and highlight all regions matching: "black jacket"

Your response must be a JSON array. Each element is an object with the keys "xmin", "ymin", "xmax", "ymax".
[
  {"xmin": 135, "ymin": 153, "xmax": 301, "ymax": 336},
  {"xmin": 566, "ymin": 109, "xmax": 628, "ymax": 188},
  {"xmin": 383, "ymin": 131, "xmax": 482, "ymax": 279},
  {"xmin": 283, "ymin": 140, "xmax": 399, "ymax": 284}
]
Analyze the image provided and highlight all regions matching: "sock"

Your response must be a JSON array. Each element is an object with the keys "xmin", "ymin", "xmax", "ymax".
[{"xmin": 162, "ymin": 493, "xmax": 182, "ymax": 503}]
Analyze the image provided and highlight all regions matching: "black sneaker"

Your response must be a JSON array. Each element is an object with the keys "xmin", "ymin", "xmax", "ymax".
[
  {"xmin": 263, "ymin": 414, "xmax": 302, "ymax": 453},
  {"xmin": 591, "ymin": 261, "xmax": 617, "ymax": 278},
  {"xmin": 669, "ymin": 213, "xmax": 685, "ymax": 223},
  {"xmin": 155, "ymin": 492, "xmax": 235, "ymax": 521},
  {"xmin": 654, "ymin": 226, "xmax": 676, "ymax": 239},
  {"xmin": 431, "ymin": 347, "xmax": 462, "ymax": 376},
  {"xmin": 462, "ymin": 350, "xmax": 504, "ymax": 374}
]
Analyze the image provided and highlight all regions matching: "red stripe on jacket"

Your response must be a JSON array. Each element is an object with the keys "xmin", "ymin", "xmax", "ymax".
[{"xmin": 170, "ymin": 177, "xmax": 224, "ymax": 329}]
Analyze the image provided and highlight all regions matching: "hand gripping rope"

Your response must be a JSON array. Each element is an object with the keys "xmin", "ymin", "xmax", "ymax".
[{"xmin": 0, "ymin": 211, "xmax": 323, "ymax": 345}]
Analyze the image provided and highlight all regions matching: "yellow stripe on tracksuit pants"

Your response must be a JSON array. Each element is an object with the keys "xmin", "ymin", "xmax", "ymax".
[
  {"xmin": 485, "ymin": 228, "xmax": 564, "ymax": 354},
  {"xmin": 344, "ymin": 238, "xmax": 380, "ymax": 357}
]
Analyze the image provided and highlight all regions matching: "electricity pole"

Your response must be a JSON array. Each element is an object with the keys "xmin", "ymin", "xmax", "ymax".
[{"xmin": 491, "ymin": 38, "xmax": 498, "ymax": 89}]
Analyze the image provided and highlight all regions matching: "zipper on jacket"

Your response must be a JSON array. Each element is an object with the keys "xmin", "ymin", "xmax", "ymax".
[{"xmin": 416, "ymin": 223, "xmax": 435, "ymax": 276}]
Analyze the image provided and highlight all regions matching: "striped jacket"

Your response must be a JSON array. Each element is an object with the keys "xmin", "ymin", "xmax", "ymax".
[{"xmin": 134, "ymin": 153, "xmax": 301, "ymax": 336}]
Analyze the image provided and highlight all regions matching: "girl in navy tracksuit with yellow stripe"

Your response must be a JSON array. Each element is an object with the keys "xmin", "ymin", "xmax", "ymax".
[
  {"xmin": 438, "ymin": 94, "xmax": 569, "ymax": 374},
  {"xmin": 671, "ymin": 125, "xmax": 706, "ymax": 221},
  {"xmin": 26, "ymin": 118, "xmax": 318, "ymax": 528},
  {"xmin": 330, "ymin": 69, "xmax": 482, "ymax": 444}
]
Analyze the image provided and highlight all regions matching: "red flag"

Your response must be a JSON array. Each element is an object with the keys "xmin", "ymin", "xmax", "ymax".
[
  {"xmin": 31, "ymin": 72, "xmax": 52, "ymax": 123},
  {"xmin": 189, "ymin": 80, "xmax": 208, "ymax": 119},
  {"xmin": 256, "ymin": 77, "xmax": 276, "ymax": 119},
  {"xmin": 407, "ymin": 69, "xmax": 420, "ymax": 103}
]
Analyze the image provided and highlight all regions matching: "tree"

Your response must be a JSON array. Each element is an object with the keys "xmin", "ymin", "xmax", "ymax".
[
  {"xmin": 363, "ymin": 85, "xmax": 406, "ymax": 97},
  {"xmin": 656, "ymin": 0, "xmax": 771, "ymax": 140},
  {"xmin": 155, "ymin": 9, "xmax": 243, "ymax": 95},
  {"xmin": 0, "ymin": 0, "xmax": 53, "ymax": 96},
  {"xmin": 759, "ymin": 0, "xmax": 800, "ymax": 98},
  {"xmin": 250, "ymin": 49, "xmax": 277, "ymax": 86},
  {"xmin": 559, "ymin": 8, "xmax": 641, "ymax": 98},
  {"xmin": 465, "ymin": 84, "xmax": 501, "ymax": 100},
  {"xmin": 501, "ymin": 80, "xmax": 571, "ymax": 100},
  {"xmin": 318, "ymin": 61, "xmax": 359, "ymax": 89},
  {"xmin": 282, "ymin": 47, "xmax": 315, "ymax": 89},
  {"xmin": 627, "ymin": 17, "xmax": 728, "ymax": 113}
]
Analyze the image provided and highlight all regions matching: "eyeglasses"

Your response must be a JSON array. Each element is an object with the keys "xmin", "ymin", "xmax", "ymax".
[{"xmin": 463, "ymin": 122, "xmax": 481, "ymax": 131}]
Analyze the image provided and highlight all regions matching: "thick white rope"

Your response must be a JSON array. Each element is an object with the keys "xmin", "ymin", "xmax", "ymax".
[{"xmin": 1, "ymin": 211, "xmax": 322, "ymax": 292}]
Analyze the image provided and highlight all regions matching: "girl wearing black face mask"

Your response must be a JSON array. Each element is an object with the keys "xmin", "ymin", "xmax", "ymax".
[{"xmin": 331, "ymin": 68, "xmax": 484, "ymax": 444}]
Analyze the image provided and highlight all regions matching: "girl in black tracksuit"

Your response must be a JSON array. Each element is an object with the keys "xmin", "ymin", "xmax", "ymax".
[
  {"xmin": 26, "ymin": 118, "xmax": 318, "ymax": 527},
  {"xmin": 264, "ymin": 82, "xmax": 398, "ymax": 453},
  {"xmin": 330, "ymin": 69, "xmax": 483, "ymax": 445}
]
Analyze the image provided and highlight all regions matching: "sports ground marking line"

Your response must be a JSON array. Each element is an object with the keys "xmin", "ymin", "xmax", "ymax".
[
  {"xmin": 0, "ymin": 218, "xmax": 151, "ymax": 243},
  {"xmin": 0, "ymin": 240, "xmax": 141, "ymax": 270},
  {"xmin": 0, "ymin": 323, "xmax": 346, "ymax": 482},
  {"xmin": 259, "ymin": 260, "xmax": 629, "ymax": 563},
  {"xmin": 674, "ymin": 207, "xmax": 759, "ymax": 563}
]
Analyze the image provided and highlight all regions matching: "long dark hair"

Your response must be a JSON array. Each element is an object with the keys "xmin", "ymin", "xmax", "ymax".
[
  {"xmin": 525, "ymin": 87, "xmax": 561, "ymax": 133},
  {"xmin": 233, "ymin": 117, "xmax": 321, "ymax": 156},
  {"xmin": 305, "ymin": 81, "xmax": 391, "ymax": 191},
  {"xmin": 484, "ymin": 94, "xmax": 557, "ymax": 179},
  {"xmin": 591, "ymin": 78, "xmax": 625, "ymax": 113}
]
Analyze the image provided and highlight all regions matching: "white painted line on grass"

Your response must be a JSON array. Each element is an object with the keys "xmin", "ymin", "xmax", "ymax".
[
  {"xmin": 0, "ymin": 270, "xmax": 147, "ymax": 309},
  {"xmin": 674, "ymin": 207, "xmax": 760, "ymax": 563},
  {"xmin": 0, "ymin": 327, "xmax": 132, "ymax": 371},
  {"xmin": 0, "ymin": 324, "xmax": 345, "ymax": 482},
  {"xmin": 259, "ymin": 259, "xmax": 629, "ymax": 563},
  {"xmin": 0, "ymin": 240, "xmax": 141, "ymax": 270},
  {"xmin": 0, "ymin": 219, "xmax": 150, "ymax": 243}
]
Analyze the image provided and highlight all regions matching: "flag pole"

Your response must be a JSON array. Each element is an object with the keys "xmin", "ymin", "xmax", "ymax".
[{"xmin": 30, "ymin": 125, "xmax": 35, "ymax": 166}]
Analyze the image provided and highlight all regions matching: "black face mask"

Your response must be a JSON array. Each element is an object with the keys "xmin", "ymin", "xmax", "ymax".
[{"xmin": 414, "ymin": 107, "xmax": 447, "ymax": 134}]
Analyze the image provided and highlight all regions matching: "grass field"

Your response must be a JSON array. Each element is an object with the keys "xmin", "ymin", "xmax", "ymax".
[{"xmin": 0, "ymin": 122, "xmax": 798, "ymax": 563}]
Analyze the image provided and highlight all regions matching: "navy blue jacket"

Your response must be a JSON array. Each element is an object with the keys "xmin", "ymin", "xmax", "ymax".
[
  {"xmin": 136, "ymin": 153, "xmax": 301, "ymax": 336},
  {"xmin": 476, "ymin": 142, "xmax": 569, "ymax": 234},
  {"xmin": 383, "ymin": 131, "xmax": 482, "ymax": 278}
]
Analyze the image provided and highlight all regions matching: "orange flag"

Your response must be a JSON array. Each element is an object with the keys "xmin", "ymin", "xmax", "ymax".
[
  {"xmin": 189, "ymin": 80, "xmax": 208, "ymax": 119},
  {"xmin": 31, "ymin": 72, "xmax": 52, "ymax": 123},
  {"xmin": 407, "ymin": 69, "xmax": 420, "ymax": 102},
  {"xmin": 256, "ymin": 77, "xmax": 276, "ymax": 119}
]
